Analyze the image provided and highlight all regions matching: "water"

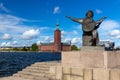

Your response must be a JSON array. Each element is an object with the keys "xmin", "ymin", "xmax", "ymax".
[{"xmin": 0, "ymin": 52, "xmax": 61, "ymax": 77}]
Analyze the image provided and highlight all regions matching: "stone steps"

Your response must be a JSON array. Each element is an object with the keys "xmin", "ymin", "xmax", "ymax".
[
  {"xmin": 33, "ymin": 62, "xmax": 60, "ymax": 66},
  {"xmin": 11, "ymin": 61, "xmax": 60, "ymax": 80},
  {"xmin": 14, "ymin": 73, "xmax": 49, "ymax": 80},
  {"xmin": 26, "ymin": 66, "xmax": 50, "ymax": 69},
  {"xmin": 22, "ymin": 69, "xmax": 49, "ymax": 74},
  {"xmin": 17, "ymin": 71, "xmax": 49, "ymax": 77}
]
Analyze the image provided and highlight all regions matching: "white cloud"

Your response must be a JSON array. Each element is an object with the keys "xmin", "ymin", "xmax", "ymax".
[
  {"xmin": 98, "ymin": 19, "xmax": 120, "ymax": 47},
  {"xmin": 37, "ymin": 41, "xmax": 41, "ymax": 45},
  {"xmin": 53, "ymin": 6, "xmax": 60, "ymax": 14},
  {"xmin": 13, "ymin": 41, "xmax": 18, "ymax": 45},
  {"xmin": 62, "ymin": 38, "xmax": 71, "ymax": 43},
  {"xmin": 20, "ymin": 29, "xmax": 39, "ymax": 39},
  {"xmin": 0, "ymin": 33, "xmax": 12, "ymax": 40},
  {"xmin": 61, "ymin": 30, "xmax": 78, "ymax": 35},
  {"xmin": 71, "ymin": 38, "xmax": 81, "ymax": 44},
  {"xmin": 62, "ymin": 37, "xmax": 81, "ymax": 47},
  {"xmin": 108, "ymin": 29, "xmax": 120, "ymax": 40},
  {"xmin": 0, "ymin": 13, "xmax": 47, "ymax": 34},
  {"xmin": 0, "ymin": 3, "xmax": 10, "ymax": 13},
  {"xmin": 99, "ymin": 20, "xmax": 120, "ymax": 40},
  {"xmin": 117, "ymin": 35, "xmax": 120, "ymax": 39},
  {"xmin": 96, "ymin": 9, "xmax": 102, "ymax": 14},
  {"xmin": 73, "ymin": 30, "xmax": 78, "ymax": 35},
  {"xmin": 1, "ymin": 42, "xmax": 6, "ymax": 47},
  {"xmin": 109, "ymin": 29, "xmax": 120, "ymax": 37},
  {"xmin": 0, "ymin": 13, "xmax": 49, "ymax": 47},
  {"xmin": 39, "ymin": 27, "xmax": 50, "ymax": 30},
  {"xmin": 44, "ymin": 36, "xmax": 53, "ymax": 42},
  {"xmin": 100, "ymin": 20, "xmax": 120, "ymax": 31},
  {"xmin": 62, "ymin": 37, "xmax": 81, "ymax": 44},
  {"xmin": 1, "ymin": 42, "xmax": 11, "ymax": 47},
  {"xmin": 0, "ymin": 41, "xmax": 19, "ymax": 47},
  {"xmin": 0, "ymin": 14, "xmax": 31, "ymax": 34},
  {"xmin": 61, "ymin": 31, "xmax": 66, "ymax": 35},
  {"xmin": 45, "ymin": 36, "xmax": 50, "ymax": 41}
]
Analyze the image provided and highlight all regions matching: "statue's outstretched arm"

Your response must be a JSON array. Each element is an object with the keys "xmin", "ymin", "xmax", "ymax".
[
  {"xmin": 66, "ymin": 16, "xmax": 83, "ymax": 24},
  {"xmin": 95, "ymin": 16, "xmax": 107, "ymax": 29},
  {"xmin": 95, "ymin": 16, "xmax": 107, "ymax": 24}
]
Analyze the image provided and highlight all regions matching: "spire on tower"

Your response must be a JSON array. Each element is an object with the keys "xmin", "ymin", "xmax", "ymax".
[{"xmin": 56, "ymin": 21, "xmax": 59, "ymax": 30}]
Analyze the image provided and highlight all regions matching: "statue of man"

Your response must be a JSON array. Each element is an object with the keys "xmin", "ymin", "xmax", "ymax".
[{"xmin": 66, "ymin": 10, "xmax": 106, "ymax": 46}]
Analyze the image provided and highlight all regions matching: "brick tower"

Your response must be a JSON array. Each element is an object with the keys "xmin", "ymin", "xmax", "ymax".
[{"xmin": 54, "ymin": 21, "xmax": 61, "ymax": 52}]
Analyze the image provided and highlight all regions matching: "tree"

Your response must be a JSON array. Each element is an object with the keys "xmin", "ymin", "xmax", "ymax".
[
  {"xmin": 13, "ymin": 47, "xmax": 19, "ymax": 51},
  {"xmin": 31, "ymin": 43, "xmax": 38, "ymax": 51},
  {"xmin": 71, "ymin": 45, "xmax": 79, "ymax": 51},
  {"xmin": 22, "ymin": 46, "xmax": 27, "ymax": 51}
]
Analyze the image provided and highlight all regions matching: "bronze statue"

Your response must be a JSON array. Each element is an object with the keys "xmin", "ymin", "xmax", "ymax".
[{"xmin": 66, "ymin": 10, "xmax": 106, "ymax": 46}]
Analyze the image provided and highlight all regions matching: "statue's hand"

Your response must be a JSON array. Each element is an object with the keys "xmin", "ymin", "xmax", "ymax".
[
  {"xmin": 101, "ymin": 16, "xmax": 107, "ymax": 21},
  {"xmin": 103, "ymin": 16, "xmax": 107, "ymax": 19},
  {"xmin": 66, "ymin": 16, "xmax": 71, "ymax": 19}
]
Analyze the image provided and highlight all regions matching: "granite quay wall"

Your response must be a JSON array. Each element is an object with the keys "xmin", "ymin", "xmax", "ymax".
[{"xmin": 49, "ymin": 66, "xmax": 120, "ymax": 80}]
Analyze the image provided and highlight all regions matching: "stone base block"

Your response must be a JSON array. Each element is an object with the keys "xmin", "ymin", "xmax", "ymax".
[
  {"xmin": 81, "ymin": 46, "xmax": 105, "ymax": 51},
  {"xmin": 62, "ymin": 50, "xmax": 120, "ymax": 68}
]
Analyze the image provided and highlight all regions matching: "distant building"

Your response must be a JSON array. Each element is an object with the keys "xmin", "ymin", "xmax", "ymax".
[
  {"xmin": 99, "ymin": 40, "xmax": 115, "ymax": 50},
  {"xmin": 37, "ymin": 22, "xmax": 71, "ymax": 52}
]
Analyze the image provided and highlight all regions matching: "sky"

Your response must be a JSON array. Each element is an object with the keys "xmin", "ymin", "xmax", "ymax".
[{"xmin": 0, "ymin": 0, "xmax": 120, "ymax": 47}]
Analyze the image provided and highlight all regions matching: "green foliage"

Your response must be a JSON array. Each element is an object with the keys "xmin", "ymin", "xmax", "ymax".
[
  {"xmin": 13, "ymin": 47, "xmax": 19, "ymax": 51},
  {"xmin": 71, "ymin": 45, "xmax": 79, "ymax": 51},
  {"xmin": 22, "ymin": 46, "xmax": 27, "ymax": 51},
  {"xmin": 31, "ymin": 43, "xmax": 38, "ymax": 51}
]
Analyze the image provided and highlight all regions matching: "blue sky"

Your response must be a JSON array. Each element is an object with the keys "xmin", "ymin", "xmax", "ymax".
[{"xmin": 0, "ymin": 0, "xmax": 120, "ymax": 47}]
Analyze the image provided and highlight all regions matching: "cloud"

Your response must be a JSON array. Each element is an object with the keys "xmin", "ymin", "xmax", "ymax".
[
  {"xmin": 0, "ymin": 13, "xmax": 48, "ymax": 37},
  {"xmin": 61, "ymin": 31, "xmax": 67, "ymax": 35},
  {"xmin": 0, "ymin": 13, "xmax": 46, "ymax": 34},
  {"xmin": 0, "ymin": 33, "xmax": 12, "ymax": 40},
  {"xmin": 98, "ymin": 19, "xmax": 120, "ymax": 47},
  {"xmin": 0, "ymin": 13, "xmax": 49, "ymax": 47},
  {"xmin": 100, "ymin": 20, "xmax": 120, "ymax": 31},
  {"xmin": 20, "ymin": 29, "xmax": 39, "ymax": 39},
  {"xmin": 37, "ymin": 41, "xmax": 41, "ymax": 45},
  {"xmin": 1, "ymin": 42, "xmax": 11, "ymax": 47},
  {"xmin": 62, "ymin": 37, "xmax": 81, "ymax": 47},
  {"xmin": 62, "ymin": 37, "xmax": 81, "ymax": 44},
  {"xmin": 62, "ymin": 38, "xmax": 71, "ymax": 43},
  {"xmin": 72, "ymin": 30, "xmax": 78, "ymax": 35},
  {"xmin": 109, "ymin": 29, "xmax": 120, "ymax": 37},
  {"xmin": 13, "ymin": 41, "xmax": 18, "ymax": 45},
  {"xmin": 53, "ymin": 6, "xmax": 60, "ymax": 14},
  {"xmin": 44, "ymin": 36, "xmax": 53, "ymax": 42},
  {"xmin": 96, "ymin": 9, "xmax": 102, "ymax": 14},
  {"xmin": 117, "ymin": 35, "xmax": 120, "ymax": 39},
  {"xmin": 61, "ymin": 30, "xmax": 78, "ymax": 35},
  {"xmin": 99, "ymin": 19, "xmax": 120, "ymax": 39},
  {"xmin": 39, "ymin": 27, "xmax": 50, "ymax": 30},
  {"xmin": 0, "ymin": 14, "xmax": 31, "ymax": 34},
  {"xmin": 0, "ymin": 3, "xmax": 10, "ymax": 13},
  {"xmin": 108, "ymin": 29, "xmax": 120, "ymax": 39},
  {"xmin": 71, "ymin": 38, "xmax": 81, "ymax": 44}
]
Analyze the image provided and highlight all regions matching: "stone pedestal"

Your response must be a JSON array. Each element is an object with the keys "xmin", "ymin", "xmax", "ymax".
[
  {"xmin": 62, "ymin": 47, "xmax": 120, "ymax": 68},
  {"xmin": 81, "ymin": 46, "xmax": 104, "ymax": 51}
]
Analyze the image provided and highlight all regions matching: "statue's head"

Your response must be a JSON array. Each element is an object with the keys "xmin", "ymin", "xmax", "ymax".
[{"xmin": 86, "ymin": 10, "xmax": 94, "ymax": 18}]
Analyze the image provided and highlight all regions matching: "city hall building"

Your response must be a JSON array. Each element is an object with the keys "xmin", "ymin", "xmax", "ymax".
[{"xmin": 37, "ymin": 22, "xmax": 71, "ymax": 52}]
